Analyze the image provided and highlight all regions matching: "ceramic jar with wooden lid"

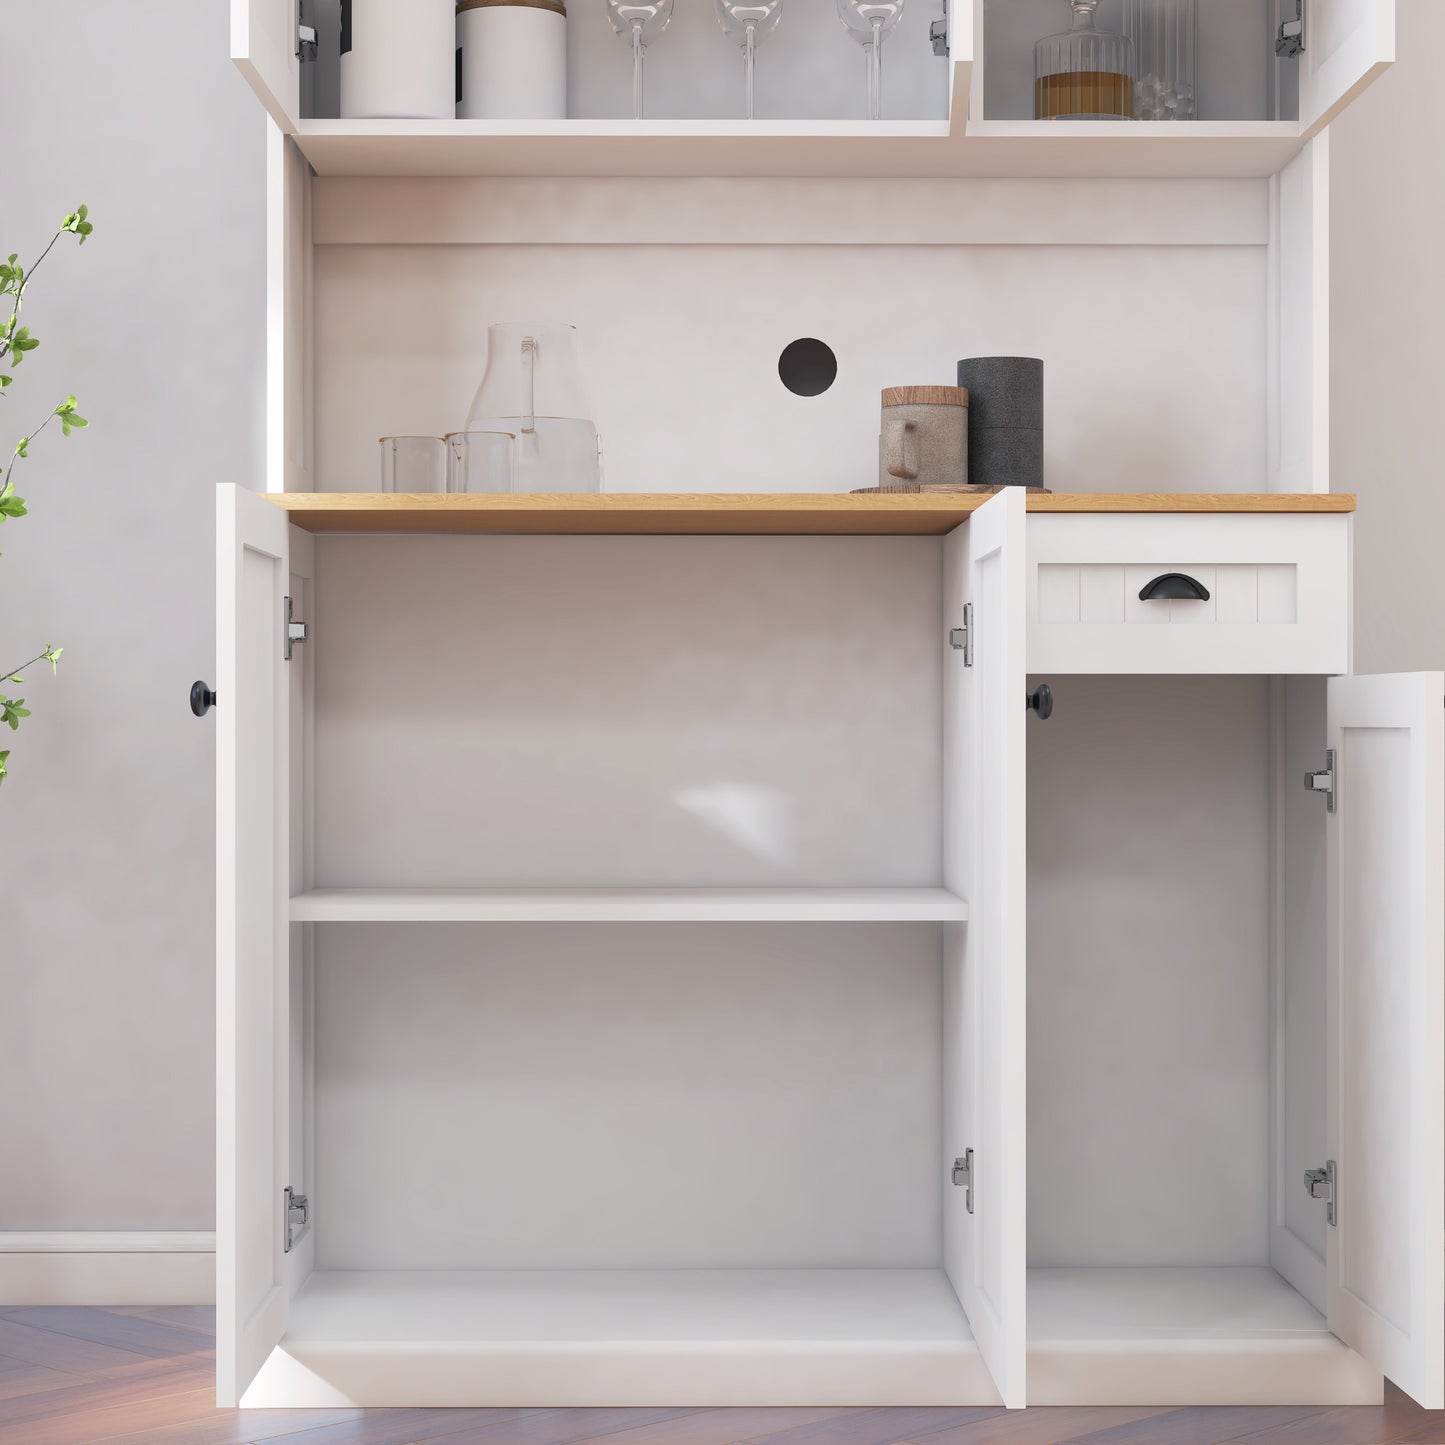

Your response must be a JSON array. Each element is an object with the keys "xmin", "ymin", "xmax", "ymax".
[
  {"xmin": 457, "ymin": 0, "xmax": 568, "ymax": 120},
  {"xmin": 878, "ymin": 386, "xmax": 970, "ymax": 491},
  {"xmin": 340, "ymin": 0, "xmax": 456, "ymax": 119}
]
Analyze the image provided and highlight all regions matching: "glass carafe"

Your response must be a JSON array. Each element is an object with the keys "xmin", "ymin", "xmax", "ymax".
[
  {"xmin": 465, "ymin": 323, "xmax": 602, "ymax": 493},
  {"xmin": 1034, "ymin": 0, "xmax": 1133, "ymax": 121}
]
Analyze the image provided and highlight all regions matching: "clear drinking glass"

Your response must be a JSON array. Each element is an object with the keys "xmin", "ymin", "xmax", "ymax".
[
  {"xmin": 835, "ymin": 0, "xmax": 905, "ymax": 121},
  {"xmin": 379, "ymin": 436, "xmax": 447, "ymax": 492},
  {"xmin": 1034, "ymin": 0, "xmax": 1133, "ymax": 120},
  {"xmin": 445, "ymin": 431, "xmax": 515, "ymax": 493},
  {"xmin": 607, "ymin": 1, "xmax": 675, "ymax": 120},
  {"xmin": 715, "ymin": 1, "xmax": 783, "ymax": 121},
  {"xmin": 465, "ymin": 323, "xmax": 602, "ymax": 493},
  {"xmin": 1124, "ymin": 0, "xmax": 1196, "ymax": 120}
]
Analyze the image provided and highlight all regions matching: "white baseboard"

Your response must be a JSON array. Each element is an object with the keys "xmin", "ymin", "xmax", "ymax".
[{"xmin": 0, "ymin": 1232, "xmax": 215, "ymax": 1307}]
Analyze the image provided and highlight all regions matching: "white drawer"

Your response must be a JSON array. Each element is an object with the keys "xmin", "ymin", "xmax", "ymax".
[{"xmin": 1026, "ymin": 513, "xmax": 1351, "ymax": 675}]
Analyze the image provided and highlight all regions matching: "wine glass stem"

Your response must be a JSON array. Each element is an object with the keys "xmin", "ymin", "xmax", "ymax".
[
  {"xmin": 745, "ymin": 22, "xmax": 756, "ymax": 120},
  {"xmin": 869, "ymin": 19, "xmax": 883, "ymax": 120},
  {"xmin": 631, "ymin": 21, "xmax": 644, "ymax": 120}
]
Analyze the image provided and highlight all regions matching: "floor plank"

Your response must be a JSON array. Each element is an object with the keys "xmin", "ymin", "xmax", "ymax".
[
  {"xmin": 2, "ymin": 1307, "xmax": 221, "ymax": 1360},
  {"xmin": 1230, "ymin": 1399, "xmax": 1445, "ymax": 1445},
  {"xmin": 1050, "ymin": 1406, "xmax": 1328, "ymax": 1445},
  {"xmin": 245, "ymin": 1410, "xmax": 560, "ymax": 1445},
  {"xmin": 0, "ymin": 1317, "xmax": 161, "ymax": 1376},
  {"xmin": 0, "ymin": 1355, "xmax": 88, "ymax": 1405},
  {"xmin": 5, "ymin": 1384, "xmax": 221, "ymax": 1445},
  {"xmin": 0, "ymin": 1351, "xmax": 215, "ymax": 1433},
  {"xmin": 112, "ymin": 1306, "xmax": 218, "ymax": 1339},
  {"xmin": 740, "ymin": 1407, "xmax": 1008, "ymax": 1444},
  {"xmin": 898, "ymin": 1406, "xmax": 1174, "ymax": 1445},
  {"xmin": 570, "ymin": 1407, "xmax": 869, "ymax": 1445},
  {"xmin": 103, "ymin": 1405, "xmax": 372, "ymax": 1444}
]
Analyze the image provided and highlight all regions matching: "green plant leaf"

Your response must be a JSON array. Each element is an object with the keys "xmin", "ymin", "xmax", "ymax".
[
  {"xmin": 14, "ymin": 438, "xmax": 28, "ymax": 459},
  {"xmin": 43, "ymin": 646, "xmax": 62, "ymax": 673},
  {"xmin": 0, "ymin": 751, "xmax": 11, "ymax": 785}
]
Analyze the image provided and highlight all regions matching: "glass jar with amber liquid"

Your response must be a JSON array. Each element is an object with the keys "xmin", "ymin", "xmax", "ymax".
[{"xmin": 1034, "ymin": 0, "xmax": 1133, "ymax": 120}]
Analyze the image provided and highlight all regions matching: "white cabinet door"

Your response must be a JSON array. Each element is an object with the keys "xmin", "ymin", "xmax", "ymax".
[
  {"xmin": 943, "ymin": 488, "xmax": 1027, "ymax": 1409},
  {"xmin": 216, "ymin": 485, "xmax": 293, "ymax": 1407},
  {"xmin": 1325, "ymin": 671, "xmax": 1444, "ymax": 1409},
  {"xmin": 233, "ymin": 0, "xmax": 302, "ymax": 132},
  {"xmin": 1299, "ymin": 0, "xmax": 1395, "ymax": 137}
]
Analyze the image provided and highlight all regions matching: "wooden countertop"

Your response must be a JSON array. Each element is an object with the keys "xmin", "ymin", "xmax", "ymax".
[{"xmin": 268, "ymin": 492, "xmax": 1356, "ymax": 537}]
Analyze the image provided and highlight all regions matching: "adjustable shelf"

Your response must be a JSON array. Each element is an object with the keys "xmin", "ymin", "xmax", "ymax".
[
  {"xmin": 268, "ymin": 493, "xmax": 1356, "ymax": 537},
  {"xmin": 290, "ymin": 887, "xmax": 969, "ymax": 924}
]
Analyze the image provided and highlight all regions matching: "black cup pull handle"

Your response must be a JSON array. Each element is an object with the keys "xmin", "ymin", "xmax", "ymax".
[
  {"xmin": 190, "ymin": 681, "xmax": 217, "ymax": 717},
  {"xmin": 1026, "ymin": 683, "xmax": 1053, "ymax": 720},
  {"xmin": 1139, "ymin": 571, "xmax": 1211, "ymax": 602}
]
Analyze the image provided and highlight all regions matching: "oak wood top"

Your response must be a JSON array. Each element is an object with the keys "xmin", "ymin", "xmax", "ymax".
[{"xmin": 267, "ymin": 492, "xmax": 1356, "ymax": 536}]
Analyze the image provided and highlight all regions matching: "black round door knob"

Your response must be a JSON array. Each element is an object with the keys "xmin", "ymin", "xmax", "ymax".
[
  {"xmin": 1026, "ymin": 683, "xmax": 1054, "ymax": 720},
  {"xmin": 190, "ymin": 681, "xmax": 217, "ymax": 717}
]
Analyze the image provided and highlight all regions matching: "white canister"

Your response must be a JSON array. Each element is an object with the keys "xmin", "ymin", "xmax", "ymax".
[
  {"xmin": 457, "ymin": 0, "xmax": 567, "ymax": 121},
  {"xmin": 340, "ymin": 0, "xmax": 455, "ymax": 119}
]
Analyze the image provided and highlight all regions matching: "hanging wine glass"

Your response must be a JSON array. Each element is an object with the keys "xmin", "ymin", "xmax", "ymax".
[
  {"xmin": 715, "ymin": 1, "xmax": 784, "ymax": 121},
  {"xmin": 607, "ymin": 1, "xmax": 675, "ymax": 120},
  {"xmin": 835, "ymin": 0, "xmax": 906, "ymax": 121}
]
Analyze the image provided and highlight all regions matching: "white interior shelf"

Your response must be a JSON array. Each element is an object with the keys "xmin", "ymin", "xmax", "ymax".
[
  {"xmin": 291, "ymin": 117, "xmax": 1309, "ymax": 181},
  {"xmin": 244, "ymin": 1269, "xmax": 995, "ymax": 1409},
  {"xmin": 1027, "ymin": 1269, "xmax": 1383, "ymax": 1407},
  {"xmin": 289, "ymin": 887, "xmax": 969, "ymax": 924}
]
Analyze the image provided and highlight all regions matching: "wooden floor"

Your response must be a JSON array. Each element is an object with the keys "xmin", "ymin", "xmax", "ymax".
[{"xmin": 0, "ymin": 1308, "xmax": 1443, "ymax": 1445}]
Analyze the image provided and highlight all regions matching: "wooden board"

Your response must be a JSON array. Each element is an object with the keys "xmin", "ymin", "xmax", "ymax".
[{"xmin": 268, "ymin": 493, "xmax": 1357, "ymax": 537}]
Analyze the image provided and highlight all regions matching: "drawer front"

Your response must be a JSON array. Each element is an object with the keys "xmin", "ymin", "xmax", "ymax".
[{"xmin": 1027, "ymin": 513, "xmax": 1351, "ymax": 674}]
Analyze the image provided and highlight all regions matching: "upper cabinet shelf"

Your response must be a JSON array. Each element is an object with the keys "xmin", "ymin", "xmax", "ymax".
[
  {"xmin": 290, "ymin": 112, "xmax": 1312, "ymax": 182},
  {"xmin": 234, "ymin": 1, "xmax": 1393, "ymax": 181}
]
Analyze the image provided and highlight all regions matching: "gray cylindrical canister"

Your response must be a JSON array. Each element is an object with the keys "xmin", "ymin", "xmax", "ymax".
[{"xmin": 956, "ymin": 357, "xmax": 1044, "ymax": 488}]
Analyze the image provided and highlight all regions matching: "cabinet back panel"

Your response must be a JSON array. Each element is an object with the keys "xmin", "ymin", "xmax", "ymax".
[
  {"xmin": 312, "ymin": 535, "xmax": 941, "ymax": 888},
  {"xmin": 313, "ymin": 243, "xmax": 1266, "ymax": 497},
  {"xmin": 314, "ymin": 922, "xmax": 942, "ymax": 1269},
  {"xmin": 1027, "ymin": 674, "xmax": 1271, "ymax": 1266}
]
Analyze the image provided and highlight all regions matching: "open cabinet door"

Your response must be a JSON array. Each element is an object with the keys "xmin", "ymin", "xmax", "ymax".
[
  {"xmin": 1325, "ymin": 671, "xmax": 1444, "ymax": 1409},
  {"xmin": 232, "ymin": 0, "xmax": 303, "ymax": 132},
  {"xmin": 216, "ymin": 485, "xmax": 293, "ymax": 1407},
  {"xmin": 943, "ymin": 488, "xmax": 1027, "ymax": 1408},
  {"xmin": 1299, "ymin": 0, "xmax": 1395, "ymax": 138}
]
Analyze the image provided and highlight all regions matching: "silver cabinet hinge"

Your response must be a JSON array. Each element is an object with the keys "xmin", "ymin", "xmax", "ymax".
[
  {"xmin": 949, "ymin": 602, "xmax": 973, "ymax": 665},
  {"xmin": 297, "ymin": 1, "xmax": 318, "ymax": 61},
  {"xmin": 931, "ymin": 0, "xmax": 949, "ymax": 57},
  {"xmin": 285, "ymin": 596, "xmax": 309, "ymax": 661},
  {"xmin": 952, "ymin": 1148, "xmax": 974, "ymax": 1214},
  {"xmin": 1275, "ymin": 0, "xmax": 1305, "ymax": 58},
  {"xmin": 1304, "ymin": 1160, "xmax": 1336, "ymax": 1227},
  {"xmin": 1304, "ymin": 748, "xmax": 1335, "ymax": 813},
  {"xmin": 284, "ymin": 1186, "xmax": 311, "ymax": 1252}
]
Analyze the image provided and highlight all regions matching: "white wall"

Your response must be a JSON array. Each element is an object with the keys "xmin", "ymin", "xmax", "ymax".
[
  {"xmin": 1331, "ymin": 0, "xmax": 1445, "ymax": 678},
  {"xmin": 0, "ymin": 3, "xmax": 264, "ymax": 1240}
]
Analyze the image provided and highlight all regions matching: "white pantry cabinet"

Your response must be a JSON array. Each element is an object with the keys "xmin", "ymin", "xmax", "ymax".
[{"xmin": 217, "ymin": 0, "xmax": 1440, "ymax": 1417}]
